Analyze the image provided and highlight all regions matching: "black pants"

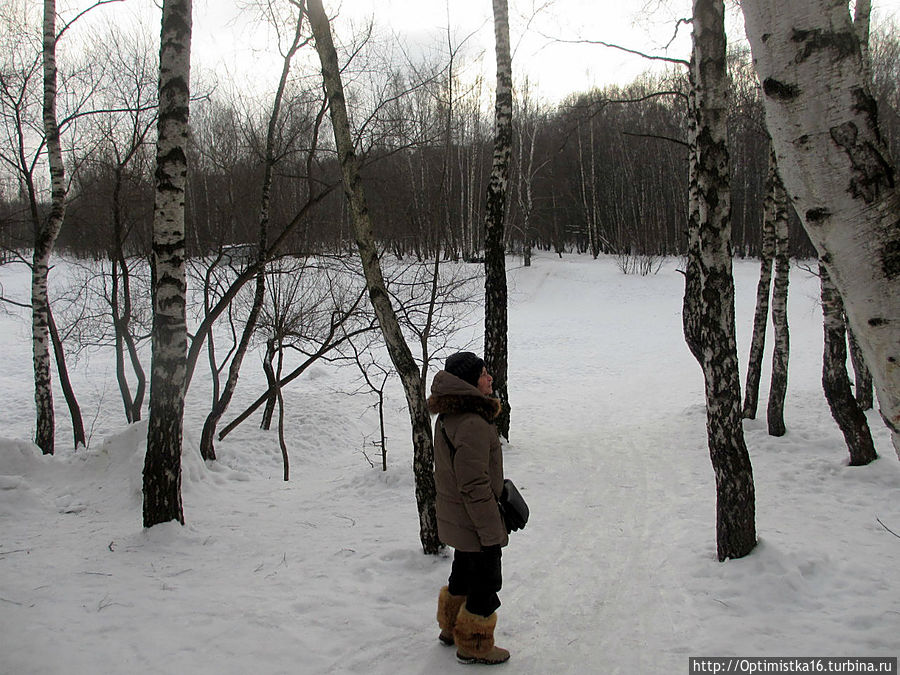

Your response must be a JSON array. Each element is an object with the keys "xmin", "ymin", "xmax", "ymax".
[{"xmin": 447, "ymin": 547, "xmax": 502, "ymax": 617}]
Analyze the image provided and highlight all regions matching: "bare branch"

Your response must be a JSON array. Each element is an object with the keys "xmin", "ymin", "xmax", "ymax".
[
  {"xmin": 876, "ymin": 516, "xmax": 900, "ymax": 539},
  {"xmin": 622, "ymin": 130, "xmax": 690, "ymax": 149},
  {"xmin": 56, "ymin": 0, "xmax": 127, "ymax": 43},
  {"xmin": 541, "ymin": 33, "xmax": 690, "ymax": 67}
]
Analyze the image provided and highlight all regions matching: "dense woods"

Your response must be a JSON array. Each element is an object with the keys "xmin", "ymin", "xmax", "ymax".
[{"xmin": 3, "ymin": 15, "xmax": 895, "ymax": 267}]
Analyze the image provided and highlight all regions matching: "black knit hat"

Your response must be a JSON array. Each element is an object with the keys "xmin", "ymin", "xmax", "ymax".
[{"xmin": 445, "ymin": 352, "xmax": 485, "ymax": 388}]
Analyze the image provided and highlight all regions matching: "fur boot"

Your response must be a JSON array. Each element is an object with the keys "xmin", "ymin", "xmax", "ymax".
[
  {"xmin": 437, "ymin": 586, "xmax": 467, "ymax": 645},
  {"xmin": 452, "ymin": 605, "xmax": 510, "ymax": 665}
]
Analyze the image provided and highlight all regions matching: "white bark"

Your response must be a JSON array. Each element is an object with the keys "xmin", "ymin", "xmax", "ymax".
[
  {"xmin": 684, "ymin": 0, "xmax": 756, "ymax": 561},
  {"xmin": 742, "ymin": 0, "xmax": 900, "ymax": 456},
  {"xmin": 484, "ymin": 0, "xmax": 513, "ymax": 438},
  {"xmin": 32, "ymin": 0, "xmax": 66, "ymax": 454},
  {"xmin": 143, "ymin": 0, "xmax": 191, "ymax": 527},
  {"xmin": 766, "ymin": 178, "xmax": 790, "ymax": 437},
  {"xmin": 820, "ymin": 264, "xmax": 877, "ymax": 465},
  {"xmin": 742, "ymin": 146, "xmax": 777, "ymax": 419}
]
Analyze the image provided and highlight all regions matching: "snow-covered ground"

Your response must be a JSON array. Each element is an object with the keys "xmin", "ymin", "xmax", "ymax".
[{"xmin": 1, "ymin": 254, "xmax": 898, "ymax": 674}]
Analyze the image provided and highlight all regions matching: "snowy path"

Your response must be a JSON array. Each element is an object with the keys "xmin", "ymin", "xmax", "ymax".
[{"xmin": 480, "ymin": 258, "xmax": 708, "ymax": 672}]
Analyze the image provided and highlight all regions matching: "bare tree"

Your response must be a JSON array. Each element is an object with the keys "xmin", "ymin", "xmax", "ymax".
[
  {"xmin": 218, "ymin": 256, "xmax": 372, "ymax": 439},
  {"xmin": 819, "ymin": 263, "xmax": 877, "ymax": 466},
  {"xmin": 307, "ymin": 0, "xmax": 440, "ymax": 553},
  {"xmin": 847, "ymin": 0, "xmax": 874, "ymax": 413},
  {"xmin": 143, "ymin": 0, "xmax": 191, "ymax": 528},
  {"xmin": 199, "ymin": 0, "xmax": 309, "ymax": 462},
  {"xmin": 682, "ymin": 0, "xmax": 756, "ymax": 562},
  {"xmin": 511, "ymin": 80, "xmax": 546, "ymax": 267},
  {"xmin": 85, "ymin": 25, "xmax": 158, "ymax": 424},
  {"xmin": 30, "ymin": 0, "xmax": 68, "ymax": 454},
  {"xmin": 766, "ymin": 172, "xmax": 790, "ymax": 437},
  {"xmin": 847, "ymin": 327, "xmax": 873, "ymax": 410},
  {"xmin": 484, "ymin": 0, "xmax": 513, "ymax": 439},
  {"xmin": 742, "ymin": 0, "xmax": 900, "ymax": 456},
  {"xmin": 348, "ymin": 337, "xmax": 391, "ymax": 472},
  {"xmin": 742, "ymin": 145, "xmax": 776, "ymax": 419},
  {"xmin": 3, "ymin": 1, "xmax": 132, "ymax": 450}
]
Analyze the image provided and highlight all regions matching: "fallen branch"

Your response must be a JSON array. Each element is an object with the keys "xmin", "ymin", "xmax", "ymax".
[{"xmin": 875, "ymin": 516, "xmax": 900, "ymax": 539}]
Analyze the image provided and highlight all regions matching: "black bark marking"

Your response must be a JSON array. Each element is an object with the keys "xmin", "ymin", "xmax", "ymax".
[
  {"xmin": 830, "ymin": 121, "xmax": 894, "ymax": 202},
  {"xmin": 867, "ymin": 317, "xmax": 888, "ymax": 327},
  {"xmin": 161, "ymin": 8, "xmax": 192, "ymax": 42},
  {"xmin": 851, "ymin": 87, "xmax": 883, "ymax": 138},
  {"xmin": 763, "ymin": 77, "xmax": 800, "ymax": 102},
  {"xmin": 805, "ymin": 207, "xmax": 831, "ymax": 224},
  {"xmin": 883, "ymin": 238, "xmax": 900, "ymax": 279},
  {"xmin": 790, "ymin": 28, "xmax": 858, "ymax": 64},
  {"xmin": 831, "ymin": 120, "xmax": 858, "ymax": 146}
]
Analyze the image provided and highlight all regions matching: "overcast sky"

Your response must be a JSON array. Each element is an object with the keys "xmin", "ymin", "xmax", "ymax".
[
  {"xmin": 66, "ymin": 0, "xmax": 900, "ymax": 105},
  {"xmin": 189, "ymin": 0, "xmax": 697, "ymax": 103}
]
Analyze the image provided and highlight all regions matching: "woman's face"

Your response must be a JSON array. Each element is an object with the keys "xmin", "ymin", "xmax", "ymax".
[{"xmin": 477, "ymin": 367, "xmax": 493, "ymax": 396}]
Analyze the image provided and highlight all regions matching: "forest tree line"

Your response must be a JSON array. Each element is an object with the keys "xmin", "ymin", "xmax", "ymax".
[{"xmin": 3, "ymin": 12, "xmax": 897, "ymax": 266}]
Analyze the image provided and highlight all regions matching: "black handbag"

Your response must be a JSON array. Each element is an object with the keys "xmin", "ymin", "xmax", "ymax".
[{"xmin": 498, "ymin": 479, "xmax": 529, "ymax": 533}]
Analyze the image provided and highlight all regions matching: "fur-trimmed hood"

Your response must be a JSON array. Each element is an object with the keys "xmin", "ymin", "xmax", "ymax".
[{"xmin": 427, "ymin": 370, "xmax": 501, "ymax": 422}]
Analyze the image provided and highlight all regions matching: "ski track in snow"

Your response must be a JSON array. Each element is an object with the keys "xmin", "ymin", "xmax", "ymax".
[{"xmin": 1, "ymin": 254, "xmax": 899, "ymax": 674}]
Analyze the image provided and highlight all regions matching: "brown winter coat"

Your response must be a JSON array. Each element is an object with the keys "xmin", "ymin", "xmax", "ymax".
[{"xmin": 427, "ymin": 370, "xmax": 508, "ymax": 552}]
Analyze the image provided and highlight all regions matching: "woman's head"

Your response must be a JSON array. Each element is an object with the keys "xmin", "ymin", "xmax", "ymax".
[{"xmin": 445, "ymin": 352, "xmax": 492, "ymax": 395}]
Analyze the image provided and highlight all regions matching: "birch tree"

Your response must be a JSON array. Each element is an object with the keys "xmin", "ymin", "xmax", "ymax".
[
  {"xmin": 306, "ymin": 0, "xmax": 440, "ymax": 553},
  {"xmin": 766, "ymin": 165, "xmax": 790, "ymax": 436},
  {"xmin": 682, "ymin": 0, "xmax": 756, "ymax": 561},
  {"xmin": 3, "ymin": 1, "xmax": 121, "ymax": 450},
  {"xmin": 848, "ymin": 328, "xmax": 873, "ymax": 410},
  {"xmin": 742, "ymin": 0, "xmax": 900, "ymax": 456},
  {"xmin": 847, "ymin": 0, "xmax": 874, "ymax": 412},
  {"xmin": 143, "ymin": 0, "xmax": 191, "ymax": 528},
  {"xmin": 742, "ymin": 146, "xmax": 777, "ymax": 419},
  {"xmin": 483, "ymin": 0, "xmax": 513, "ymax": 439},
  {"xmin": 820, "ymin": 264, "xmax": 877, "ymax": 465},
  {"xmin": 32, "ymin": 0, "xmax": 66, "ymax": 454},
  {"xmin": 512, "ymin": 82, "xmax": 545, "ymax": 267}
]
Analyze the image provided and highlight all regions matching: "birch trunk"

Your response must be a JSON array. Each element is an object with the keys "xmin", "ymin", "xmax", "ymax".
[
  {"xmin": 853, "ymin": 0, "xmax": 872, "ymax": 69},
  {"xmin": 261, "ymin": 338, "xmax": 278, "ymax": 430},
  {"xmin": 767, "ymin": 171, "xmax": 790, "ymax": 436},
  {"xmin": 742, "ymin": 145, "xmax": 777, "ymax": 419},
  {"xmin": 199, "ymin": 6, "xmax": 305, "ymax": 462},
  {"xmin": 483, "ymin": 0, "xmax": 513, "ymax": 439},
  {"xmin": 684, "ymin": 0, "xmax": 756, "ymax": 561},
  {"xmin": 143, "ymin": 0, "xmax": 191, "ymax": 528},
  {"xmin": 111, "ymin": 166, "xmax": 147, "ymax": 424},
  {"xmin": 742, "ymin": 0, "xmax": 900, "ymax": 456},
  {"xmin": 48, "ymin": 308, "xmax": 85, "ymax": 448},
  {"xmin": 32, "ymin": 0, "xmax": 66, "ymax": 455},
  {"xmin": 820, "ymin": 264, "xmax": 877, "ymax": 465},
  {"xmin": 847, "ymin": 326, "xmax": 873, "ymax": 410},
  {"xmin": 846, "ymin": 0, "xmax": 875, "ymax": 414},
  {"xmin": 308, "ymin": 0, "xmax": 440, "ymax": 554}
]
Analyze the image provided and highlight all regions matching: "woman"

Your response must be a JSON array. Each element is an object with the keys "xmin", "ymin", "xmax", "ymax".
[{"xmin": 427, "ymin": 351, "xmax": 510, "ymax": 665}]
